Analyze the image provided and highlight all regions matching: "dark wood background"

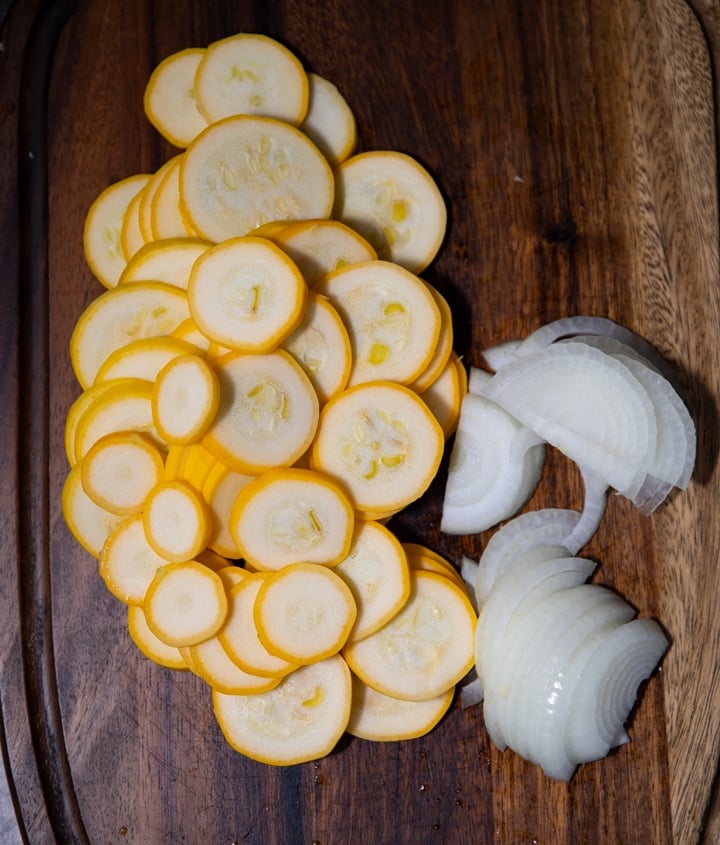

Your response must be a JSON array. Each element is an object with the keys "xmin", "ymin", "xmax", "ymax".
[{"xmin": 2, "ymin": 0, "xmax": 720, "ymax": 842}]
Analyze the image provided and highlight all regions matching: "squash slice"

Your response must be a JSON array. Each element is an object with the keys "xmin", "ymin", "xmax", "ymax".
[
  {"xmin": 81, "ymin": 430, "xmax": 164, "ymax": 515},
  {"xmin": 280, "ymin": 291, "xmax": 352, "ymax": 405},
  {"xmin": 343, "ymin": 570, "xmax": 476, "ymax": 701},
  {"xmin": 61, "ymin": 463, "xmax": 124, "ymax": 557},
  {"xmin": 118, "ymin": 237, "xmax": 210, "ymax": 289},
  {"xmin": 301, "ymin": 72, "xmax": 357, "ymax": 166},
  {"xmin": 334, "ymin": 519, "xmax": 411, "ymax": 642},
  {"xmin": 99, "ymin": 513, "xmax": 169, "ymax": 605},
  {"xmin": 144, "ymin": 560, "xmax": 228, "ymax": 647},
  {"xmin": 218, "ymin": 574, "xmax": 299, "ymax": 678},
  {"xmin": 347, "ymin": 673, "xmax": 453, "ymax": 741},
  {"xmin": 187, "ymin": 236, "xmax": 307, "ymax": 352},
  {"xmin": 152, "ymin": 353, "xmax": 220, "ymax": 445},
  {"xmin": 194, "ymin": 33, "xmax": 309, "ymax": 125},
  {"xmin": 314, "ymin": 260, "xmax": 441, "ymax": 387},
  {"xmin": 310, "ymin": 380, "xmax": 444, "ymax": 514},
  {"xmin": 143, "ymin": 479, "xmax": 212, "ymax": 563},
  {"xmin": 334, "ymin": 150, "xmax": 446, "ymax": 273},
  {"xmin": 93, "ymin": 336, "xmax": 199, "ymax": 385},
  {"xmin": 253, "ymin": 562, "xmax": 357, "ymax": 664},
  {"xmin": 179, "ymin": 115, "xmax": 334, "ymax": 242},
  {"xmin": 269, "ymin": 218, "xmax": 376, "ymax": 286},
  {"xmin": 127, "ymin": 604, "xmax": 188, "ymax": 671},
  {"xmin": 143, "ymin": 47, "xmax": 208, "ymax": 148},
  {"xmin": 229, "ymin": 467, "xmax": 354, "ymax": 571},
  {"xmin": 212, "ymin": 654, "xmax": 352, "ymax": 765},
  {"xmin": 69, "ymin": 281, "xmax": 191, "ymax": 389},
  {"xmin": 84, "ymin": 173, "xmax": 151, "ymax": 288},
  {"xmin": 203, "ymin": 350, "xmax": 319, "ymax": 474}
]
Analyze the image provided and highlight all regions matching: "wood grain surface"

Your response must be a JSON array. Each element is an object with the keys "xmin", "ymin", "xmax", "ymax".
[{"xmin": 2, "ymin": 0, "xmax": 720, "ymax": 843}]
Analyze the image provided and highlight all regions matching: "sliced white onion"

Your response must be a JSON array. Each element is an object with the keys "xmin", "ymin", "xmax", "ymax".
[
  {"xmin": 504, "ymin": 584, "xmax": 635, "ymax": 780},
  {"xmin": 514, "ymin": 315, "xmax": 670, "ymax": 375},
  {"xmin": 468, "ymin": 366, "xmax": 492, "ymax": 394},
  {"xmin": 460, "ymin": 555, "xmax": 480, "ymax": 613},
  {"xmin": 479, "ymin": 339, "xmax": 523, "ymax": 372},
  {"xmin": 477, "ymin": 555, "xmax": 595, "ymax": 747},
  {"xmin": 440, "ymin": 392, "xmax": 545, "ymax": 535},
  {"xmin": 459, "ymin": 675, "xmax": 484, "ymax": 709},
  {"xmin": 566, "ymin": 336, "xmax": 695, "ymax": 510},
  {"xmin": 481, "ymin": 341, "xmax": 658, "ymax": 498},
  {"xmin": 564, "ymin": 617, "xmax": 668, "ymax": 765},
  {"xmin": 474, "ymin": 508, "xmax": 582, "ymax": 606},
  {"xmin": 563, "ymin": 467, "xmax": 608, "ymax": 554}
]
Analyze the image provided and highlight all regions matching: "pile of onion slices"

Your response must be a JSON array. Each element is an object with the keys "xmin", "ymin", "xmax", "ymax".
[{"xmin": 442, "ymin": 316, "xmax": 695, "ymax": 781}]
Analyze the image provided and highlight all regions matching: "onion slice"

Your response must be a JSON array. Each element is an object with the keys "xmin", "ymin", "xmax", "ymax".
[
  {"xmin": 564, "ymin": 617, "xmax": 668, "ymax": 766},
  {"xmin": 563, "ymin": 467, "xmax": 608, "ymax": 554},
  {"xmin": 440, "ymin": 392, "xmax": 545, "ymax": 535},
  {"xmin": 473, "ymin": 508, "xmax": 583, "ymax": 606},
  {"xmin": 481, "ymin": 341, "xmax": 658, "ymax": 499},
  {"xmin": 513, "ymin": 315, "xmax": 670, "ymax": 375},
  {"xmin": 479, "ymin": 339, "xmax": 523, "ymax": 373},
  {"xmin": 505, "ymin": 584, "xmax": 635, "ymax": 779}
]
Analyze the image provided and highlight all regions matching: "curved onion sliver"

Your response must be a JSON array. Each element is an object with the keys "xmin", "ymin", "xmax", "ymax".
[{"xmin": 440, "ymin": 392, "xmax": 545, "ymax": 535}]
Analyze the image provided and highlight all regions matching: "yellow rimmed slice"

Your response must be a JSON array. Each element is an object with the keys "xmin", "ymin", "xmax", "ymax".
[
  {"xmin": 194, "ymin": 33, "xmax": 309, "ymax": 125},
  {"xmin": 343, "ymin": 570, "xmax": 476, "ymax": 701},
  {"xmin": 218, "ymin": 573, "xmax": 299, "ymax": 678},
  {"xmin": 315, "ymin": 260, "xmax": 441, "ymax": 387},
  {"xmin": 187, "ymin": 236, "xmax": 307, "ymax": 352},
  {"xmin": 162, "ymin": 444, "xmax": 186, "ymax": 481},
  {"xmin": 214, "ymin": 563, "xmax": 248, "ymax": 590},
  {"xmin": 176, "ymin": 441, "xmax": 218, "ymax": 491},
  {"xmin": 142, "ymin": 480, "xmax": 212, "ymax": 563},
  {"xmin": 144, "ymin": 560, "xmax": 228, "ymax": 647},
  {"xmin": 69, "ymin": 281, "xmax": 191, "ymax": 389},
  {"xmin": 310, "ymin": 380, "xmax": 444, "ymax": 514},
  {"xmin": 408, "ymin": 283, "xmax": 454, "ymax": 392},
  {"xmin": 83, "ymin": 173, "xmax": 151, "ymax": 288},
  {"xmin": 248, "ymin": 220, "xmax": 292, "ymax": 238},
  {"xmin": 99, "ymin": 513, "xmax": 169, "ymax": 604},
  {"xmin": 81, "ymin": 430, "xmax": 164, "ymax": 515},
  {"xmin": 300, "ymin": 73, "xmax": 357, "ymax": 167},
  {"xmin": 61, "ymin": 463, "xmax": 124, "ymax": 557},
  {"xmin": 179, "ymin": 115, "xmax": 334, "ymax": 242},
  {"xmin": 143, "ymin": 47, "xmax": 209, "ymax": 148},
  {"xmin": 229, "ymin": 467, "xmax": 354, "ymax": 572},
  {"xmin": 152, "ymin": 353, "xmax": 220, "ymax": 445},
  {"xmin": 73, "ymin": 378, "xmax": 160, "ymax": 463},
  {"xmin": 127, "ymin": 604, "xmax": 188, "ymax": 670},
  {"xmin": 420, "ymin": 350, "xmax": 467, "ymax": 439},
  {"xmin": 120, "ymin": 189, "xmax": 147, "ymax": 262},
  {"xmin": 118, "ymin": 237, "xmax": 210, "ymax": 289},
  {"xmin": 203, "ymin": 350, "xmax": 319, "ymax": 474},
  {"xmin": 402, "ymin": 543, "xmax": 465, "ymax": 589},
  {"xmin": 201, "ymin": 461, "xmax": 255, "ymax": 558},
  {"xmin": 333, "ymin": 519, "xmax": 410, "ymax": 642},
  {"xmin": 65, "ymin": 379, "xmax": 129, "ymax": 466},
  {"xmin": 197, "ymin": 549, "xmax": 235, "ymax": 572},
  {"xmin": 212, "ymin": 654, "xmax": 351, "ymax": 766},
  {"xmin": 269, "ymin": 219, "xmax": 376, "ymax": 287},
  {"xmin": 93, "ymin": 336, "xmax": 199, "ymax": 385},
  {"xmin": 347, "ymin": 673, "xmax": 454, "ymax": 741},
  {"xmin": 254, "ymin": 562, "xmax": 357, "ymax": 664},
  {"xmin": 171, "ymin": 317, "xmax": 212, "ymax": 353},
  {"xmin": 334, "ymin": 150, "xmax": 447, "ymax": 273},
  {"xmin": 138, "ymin": 157, "xmax": 186, "ymax": 244},
  {"xmin": 186, "ymin": 634, "xmax": 281, "ymax": 694},
  {"xmin": 280, "ymin": 292, "xmax": 352, "ymax": 405},
  {"xmin": 150, "ymin": 157, "xmax": 199, "ymax": 240}
]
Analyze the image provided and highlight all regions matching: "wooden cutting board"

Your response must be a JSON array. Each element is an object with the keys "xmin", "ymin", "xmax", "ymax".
[{"xmin": 2, "ymin": 0, "xmax": 720, "ymax": 842}]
